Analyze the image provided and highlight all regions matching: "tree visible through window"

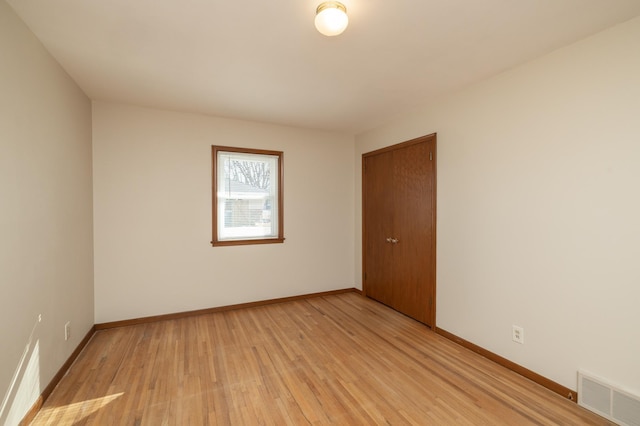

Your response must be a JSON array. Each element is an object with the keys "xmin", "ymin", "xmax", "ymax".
[{"xmin": 212, "ymin": 146, "xmax": 284, "ymax": 246}]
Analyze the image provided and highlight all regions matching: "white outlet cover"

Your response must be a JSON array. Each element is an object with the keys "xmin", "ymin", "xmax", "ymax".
[{"xmin": 512, "ymin": 325, "xmax": 524, "ymax": 344}]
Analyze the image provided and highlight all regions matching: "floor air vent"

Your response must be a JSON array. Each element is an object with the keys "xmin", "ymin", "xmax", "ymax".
[{"xmin": 578, "ymin": 370, "xmax": 640, "ymax": 426}]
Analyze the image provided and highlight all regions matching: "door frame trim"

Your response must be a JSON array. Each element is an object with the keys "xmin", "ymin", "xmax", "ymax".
[{"xmin": 362, "ymin": 133, "xmax": 437, "ymax": 328}]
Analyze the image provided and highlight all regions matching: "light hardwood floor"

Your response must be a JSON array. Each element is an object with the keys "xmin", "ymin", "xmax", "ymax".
[{"xmin": 30, "ymin": 293, "xmax": 611, "ymax": 425}]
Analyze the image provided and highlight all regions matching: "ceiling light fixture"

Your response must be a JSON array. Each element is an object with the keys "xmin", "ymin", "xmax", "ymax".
[{"xmin": 315, "ymin": 1, "xmax": 349, "ymax": 37}]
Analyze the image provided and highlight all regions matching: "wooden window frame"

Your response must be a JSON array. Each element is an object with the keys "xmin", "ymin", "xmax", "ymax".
[{"xmin": 211, "ymin": 145, "xmax": 284, "ymax": 247}]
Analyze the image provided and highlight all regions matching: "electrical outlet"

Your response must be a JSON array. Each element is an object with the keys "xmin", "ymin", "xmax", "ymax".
[
  {"xmin": 512, "ymin": 325, "xmax": 524, "ymax": 344},
  {"xmin": 65, "ymin": 322, "xmax": 71, "ymax": 341}
]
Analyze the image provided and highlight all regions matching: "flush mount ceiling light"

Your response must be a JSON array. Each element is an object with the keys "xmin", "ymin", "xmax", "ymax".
[{"xmin": 315, "ymin": 1, "xmax": 349, "ymax": 36}]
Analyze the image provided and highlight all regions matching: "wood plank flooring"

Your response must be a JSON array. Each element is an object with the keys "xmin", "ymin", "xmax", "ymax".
[{"xmin": 30, "ymin": 293, "xmax": 611, "ymax": 425}]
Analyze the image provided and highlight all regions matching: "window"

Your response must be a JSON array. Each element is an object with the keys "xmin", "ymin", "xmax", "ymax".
[{"xmin": 212, "ymin": 146, "xmax": 284, "ymax": 246}]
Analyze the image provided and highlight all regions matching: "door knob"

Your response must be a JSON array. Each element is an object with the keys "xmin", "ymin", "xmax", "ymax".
[
  {"xmin": 386, "ymin": 237, "xmax": 393, "ymax": 243},
  {"xmin": 391, "ymin": 238, "xmax": 399, "ymax": 244}
]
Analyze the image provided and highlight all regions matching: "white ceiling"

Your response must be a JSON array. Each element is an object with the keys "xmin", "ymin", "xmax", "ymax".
[{"xmin": 7, "ymin": 0, "xmax": 640, "ymax": 134}]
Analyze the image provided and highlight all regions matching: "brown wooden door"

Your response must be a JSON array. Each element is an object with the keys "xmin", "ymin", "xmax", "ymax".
[
  {"xmin": 363, "ymin": 149, "xmax": 395, "ymax": 305},
  {"xmin": 363, "ymin": 134, "xmax": 436, "ymax": 327}
]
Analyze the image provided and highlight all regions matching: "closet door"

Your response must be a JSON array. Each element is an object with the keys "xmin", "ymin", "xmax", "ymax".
[
  {"xmin": 362, "ymin": 134, "xmax": 436, "ymax": 327},
  {"xmin": 392, "ymin": 140, "xmax": 434, "ymax": 324},
  {"xmin": 363, "ymin": 149, "xmax": 395, "ymax": 306}
]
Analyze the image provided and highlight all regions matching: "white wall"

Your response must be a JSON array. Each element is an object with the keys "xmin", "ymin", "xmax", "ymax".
[
  {"xmin": 355, "ymin": 16, "xmax": 640, "ymax": 393},
  {"xmin": 0, "ymin": 3, "xmax": 94, "ymax": 425},
  {"xmin": 93, "ymin": 102, "xmax": 355, "ymax": 323}
]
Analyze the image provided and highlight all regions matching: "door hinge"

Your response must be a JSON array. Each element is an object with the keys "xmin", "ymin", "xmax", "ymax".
[
  {"xmin": 364, "ymin": 272, "xmax": 367, "ymax": 280},
  {"xmin": 429, "ymin": 297, "xmax": 433, "ymax": 307},
  {"xmin": 429, "ymin": 151, "xmax": 433, "ymax": 161}
]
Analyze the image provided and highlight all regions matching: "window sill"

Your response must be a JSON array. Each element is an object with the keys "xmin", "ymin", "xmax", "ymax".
[{"xmin": 211, "ymin": 237, "xmax": 285, "ymax": 247}]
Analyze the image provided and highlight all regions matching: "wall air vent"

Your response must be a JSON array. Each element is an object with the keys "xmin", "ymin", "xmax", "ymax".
[{"xmin": 578, "ymin": 370, "xmax": 640, "ymax": 426}]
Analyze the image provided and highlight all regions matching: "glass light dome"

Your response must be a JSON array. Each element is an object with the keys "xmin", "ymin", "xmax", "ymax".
[{"xmin": 315, "ymin": 2, "xmax": 349, "ymax": 36}]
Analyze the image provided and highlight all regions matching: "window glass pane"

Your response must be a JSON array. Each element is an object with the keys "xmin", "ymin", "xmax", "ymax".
[{"xmin": 216, "ymin": 151, "xmax": 279, "ymax": 241}]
